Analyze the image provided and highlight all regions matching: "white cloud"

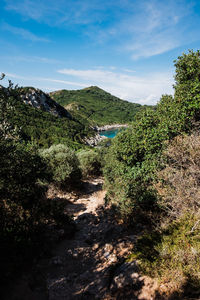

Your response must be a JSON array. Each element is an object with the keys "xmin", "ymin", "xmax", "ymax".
[
  {"xmin": 129, "ymin": 33, "xmax": 180, "ymax": 60},
  {"xmin": 40, "ymin": 78, "xmax": 87, "ymax": 88},
  {"xmin": 5, "ymin": 72, "xmax": 26, "ymax": 80},
  {"xmin": 122, "ymin": 68, "xmax": 136, "ymax": 73},
  {"xmin": 3, "ymin": 72, "xmax": 88, "ymax": 89},
  {"xmin": 4, "ymin": 0, "xmax": 197, "ymax": 59},
  {"xmin": 4, "ymin": 55, "xmax": 62, "ymax": 64},
  {"xmin": 4, "ymin": 69, "xmax": 174, "ymax": 104},
  {"xmin": 115, "ymin": 0, "xmax": 192, "ymax": 59},
  {"xmin": 2, "ymin": 23, "xmax": 49, "ymax": 42},
  {"xmin": 57, "ymin": 68, "xmax": 174, "ymax": 104}
]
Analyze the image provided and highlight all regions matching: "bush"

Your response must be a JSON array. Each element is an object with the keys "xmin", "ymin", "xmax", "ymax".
[
  {"xmin": 0, "ymin": 140, "xmax": 48, "ymax": 233},
  {"xmin": 0, "ymin": 139, "xmax": 77, "ymax": 289},
  {"xmin": 0, "ymin": 140, "xmax": 46, "ymax": 283},
  {"xmin": 39, "ymin": 144, "xmax": 81, "ymax": 188},
  {"xmin": 0, "ymin": 77, "xmax": 77, "ymax": 290},
  {"xmin": 77, "ymin": 149, "xmax": 102, "ymax": 178},
  {"xmin": 103, "ymin": 50, "xmax": 200, "ymax": 221},
  {"xmin": 129, "ymin": 133, "xmax": 200, "ymax": 297},
  {"xmin": 132, "ymin": 213, "xmax": 200, "ymax": 298},
  {"xmin": 155, "ymin": 134, "xmax": 200, "ymax": 221}
]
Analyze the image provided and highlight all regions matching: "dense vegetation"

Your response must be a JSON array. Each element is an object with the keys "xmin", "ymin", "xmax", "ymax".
[
  {"xmin": 104, "ymin": 50, "xmax": 200, "ymax": 297},
  {"xmin": 1, "ymin": 50, "xmax": 200, "ymax": 298},
  {"xmin": 50, "ymin": 86, "xmax": 144, "ymax": 125},
  {"xmin": 0, "ymin": 78, "xmax": 107, "ymax": 292},
  {"xmin": 39, "ymin": 144, "xmax": 82, "ymax": 188},
  {"xmin": 0, "ymin": 82, "xmax": 93, "ymax": 149},
  {"xmin": 0, "ymin": 78, "xmax": 78, "ymax": 291}
]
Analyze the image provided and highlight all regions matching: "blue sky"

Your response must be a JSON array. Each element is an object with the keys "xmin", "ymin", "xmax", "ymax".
[{"xmin": 1, "ymin": 0, "xmax": 200, "ymax": 104}]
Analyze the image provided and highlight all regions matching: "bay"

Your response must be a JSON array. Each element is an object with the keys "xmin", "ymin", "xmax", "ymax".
[{"xmin": 99, "ymin": 129, "xmax": 119, "ymax": 138}]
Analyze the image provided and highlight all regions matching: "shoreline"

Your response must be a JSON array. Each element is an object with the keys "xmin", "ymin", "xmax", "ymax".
[
  {"xmin": 94, "ymin": 124, "xmax": 128, "ymax": 132},
  {"xmin": 85, "ymin": 124, "xmax": 129, "ymax": 147}
]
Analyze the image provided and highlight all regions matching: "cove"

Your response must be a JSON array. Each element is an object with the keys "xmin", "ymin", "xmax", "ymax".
[{"xmin": 99, "ymin": 129, "xmax": 119, "ymax": 138}]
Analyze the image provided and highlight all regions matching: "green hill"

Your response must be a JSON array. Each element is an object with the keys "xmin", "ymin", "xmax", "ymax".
[
  {"xmin": 50, "ymin": 86, "xmax": 144, "ymax": 126},
  {"xmin": 0, "ymin": 85, "xmax": 93, "ymax": 149}
]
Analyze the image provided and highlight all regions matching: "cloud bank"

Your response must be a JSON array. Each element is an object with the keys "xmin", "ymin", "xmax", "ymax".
[{"xmin": 57, "ymin": 68, "xmax": 174, "ymax": 104}]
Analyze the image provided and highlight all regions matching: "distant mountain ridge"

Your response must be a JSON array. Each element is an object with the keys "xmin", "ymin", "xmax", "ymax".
[
  {"xmin": 50, "ymin": 86, "xmax": 144, "ymax": 126},
  {"xmin": 1, "ymin": 84, "xmax": 149, "ymax": 148}
]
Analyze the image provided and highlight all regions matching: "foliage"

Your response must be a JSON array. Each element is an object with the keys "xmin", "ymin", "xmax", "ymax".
[
  {"xmin": 103, "ymin": 50, "xmax": 200, "ymax": 220},
  {"xmin": 174, "ymin": 49, "xmax": 200, "ymax": 124},
  {"xmin": 0, "ymin": 77, "xmax": 76, "ymax": 289},
  {"xmin": 103, "ymin": 107, "xmax": 164, "ymax": 219},
  {"xmin": 50, "ymin": 86, "xmax": 145, "ymax": 126},
  {"xmin": 39, "ymin": 144, "xmax": 81, "ymax": 188},
  {"xmin": 132, "ymin": 214, "xmax": 200, "ymax": 298},
  {"xmin": 155, "ymin": 134, "xmax": 200, "ymax": 221},
  {"xmin": 0, "ymin": 141, "xmax": 48, "ymax": 236},
  {"xmin": 0, "ymin": 78, "xmax": 93, "ymax": 149},
  {"xmin": 121, "ymin": 50, "xmax": 200, "ymax": 298},
  {"xmin": 77, "ymin": 149, "xmax": 102, "ymax": 178}
]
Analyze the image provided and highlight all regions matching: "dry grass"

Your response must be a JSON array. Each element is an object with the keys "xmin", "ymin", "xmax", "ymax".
[
  {"xmin": 133, "ymin": 134, "xmax": 200, "ymax": 298},
  {"xmin": 156, "ymin": 134, "xmax": 200, "ymax": 221}
]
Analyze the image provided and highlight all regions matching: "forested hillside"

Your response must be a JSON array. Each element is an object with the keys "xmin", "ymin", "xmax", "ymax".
[
  {"xmin": 50, "ymin": 86, "xmax": 144, "ymax": 125},
  {"xmin": 0, "ymin": 83, "xmax": 93, "ymax": 149}
]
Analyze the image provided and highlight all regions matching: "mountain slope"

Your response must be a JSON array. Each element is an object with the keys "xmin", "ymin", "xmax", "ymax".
[
  {"xmin": 20, "ymin": 87, "xmax": 72, "ymax": 119},
  {"xmin": 50, "ymin": 86, "xmax": 144, "ymax": 125},
  {"xmin": 1, "ymin": 85, "xmax": 93, "ymax": 149}
]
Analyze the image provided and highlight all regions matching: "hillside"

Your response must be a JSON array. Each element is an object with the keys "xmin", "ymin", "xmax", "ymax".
[
  {"xmin": 0, "ymin": 84, "xmax": 93, "ymax": 149},
  {"xmin": 2, "ymin": 51, "xmax": 200, "ymax": 300},
  {"xmin": 50, "ymin": 86, "xmax": 144, "ymax": 125},
  {"xmin": 20, "ymin": 87, "xmax": 72, "ymax": 119}
]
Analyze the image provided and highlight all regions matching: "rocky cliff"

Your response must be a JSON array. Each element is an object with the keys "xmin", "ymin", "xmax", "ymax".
[{"xmin": 20, "ymin": 88, "xmax": 72, "ymax": 119}]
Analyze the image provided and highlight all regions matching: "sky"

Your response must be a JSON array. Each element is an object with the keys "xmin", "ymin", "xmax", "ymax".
[{"xmin": 1, "ymin": 0, "xmax": 200, "ymax": 105}]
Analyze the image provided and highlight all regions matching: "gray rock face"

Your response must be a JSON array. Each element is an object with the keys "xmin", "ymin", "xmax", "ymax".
[
  {"xmin": 21, "ymin": 88, "xmax": 72, "ymax": 119},
  {"xmin": 85, "ymin": 124, "xmax": 128, "ymax": 146},
  {"xmin": 84, "ymin": 133, "xmax": 106, "ymax": 146}
]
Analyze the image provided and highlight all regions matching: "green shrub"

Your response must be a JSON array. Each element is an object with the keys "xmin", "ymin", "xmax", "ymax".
[
  {"xmin": 0, "ymin": 77, "xmax": 77, "ymax": 290},
  {"xmin": 0, "ymin": 139, "xmax": 46, "ymax": 282},
  {"xmin": 103, "ymin": 50, "xmax": 200, "ymax": 221},
  {"xmin": 0, "ymin": 139, "xmax": 77, "ymax": 288},
  {"xmin": 77, "ymin": 149, "xmax": 102, "ymax": 178},
  {"xmin": 129, "ymin": 133, "xmax": 200, "ymax": 297},
  {"xmin": 132, "ymin": 214, "xmax": 200, "ymax": 298},
  {"xmin": 0, "ymin": 140, "xmax": 48, "ymax": 229},
  {"xmin": 40, "ymin": 144, "xmax": 81, "ymax": 188}
]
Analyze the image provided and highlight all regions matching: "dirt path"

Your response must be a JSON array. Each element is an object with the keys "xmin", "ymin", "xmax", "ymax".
[
  {"xmin": 46, "ymin": 178, "xmax": 134, "ymax": 299},
  {"xmin": 6, "ymin": 178, "xmax": 157, "ymax": 300}
]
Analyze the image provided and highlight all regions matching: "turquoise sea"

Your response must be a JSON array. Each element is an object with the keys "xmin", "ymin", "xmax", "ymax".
[{"xmin": 99, "ymin": 129, "xmax": 119, "ymax": 138}]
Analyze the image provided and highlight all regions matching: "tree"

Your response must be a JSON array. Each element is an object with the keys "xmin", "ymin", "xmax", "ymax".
[{"xmin": 174, "ymin": 50, "xmax": 200, "ymax": 123}]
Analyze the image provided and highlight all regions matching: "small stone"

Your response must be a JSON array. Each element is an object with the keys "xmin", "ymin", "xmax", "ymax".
[
  {"xmin": 92, "ymin": 243, "xmax": 99, "ymax": 251},
  {"xmin": 73, "ymin": 251, "xmax": 78, "ymax": 258},
  {"xmin": 108, "ymin": 253, "xmax": 118, "ymax": 263},
  {"xmin": 104, "ymin": 251, "xmax": 110, "ymax": 258},
  {"xmin": 104, "ymin": 243, "xmax": 113, "ymax": 253}
]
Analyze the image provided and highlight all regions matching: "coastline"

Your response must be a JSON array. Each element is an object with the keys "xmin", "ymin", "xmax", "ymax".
[
  {"xmin": 94, "ymin": 124, "xmax": 128, "ymax": 132},
  {"xmin": 85, "ymin": 124, "xmax": 129, "ymax": 147}
]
